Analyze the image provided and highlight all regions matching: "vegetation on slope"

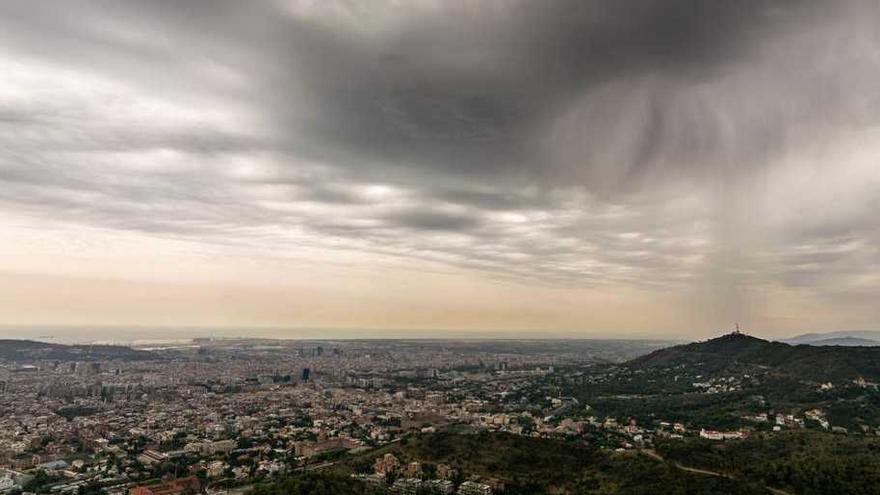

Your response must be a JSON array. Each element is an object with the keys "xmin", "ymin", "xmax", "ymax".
[
  {"xmin": 657, "ymin": 431, "xmax": 880, "ymax": 495},
  {"xmin": 338, "ymin": 432, "xmax": 768, "ymax": 494}
]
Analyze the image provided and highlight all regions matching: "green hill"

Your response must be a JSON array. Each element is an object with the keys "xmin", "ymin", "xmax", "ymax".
[{"xmin": 627, "ymin": 332, "xmax": 880, "ymax": 382}]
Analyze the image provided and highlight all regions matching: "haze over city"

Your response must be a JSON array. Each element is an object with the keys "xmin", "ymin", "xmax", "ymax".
[{"xmin": 1, "ymin": 0, "xmax": 879, "ymax": 339}]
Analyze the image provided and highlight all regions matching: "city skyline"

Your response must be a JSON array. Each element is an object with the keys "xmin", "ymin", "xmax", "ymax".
[{"xmin": 2, "ymin": 1, "xmax": 879, "ymax": 338}]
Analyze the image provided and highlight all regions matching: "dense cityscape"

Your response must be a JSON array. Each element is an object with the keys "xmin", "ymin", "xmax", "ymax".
[
  {"xmin": 0, "ymin": 339, "xmax": 656, "ymax": 495},
  {"xmin": 2, "ymin": 334, "xmax": 880, "ymax": 494}
]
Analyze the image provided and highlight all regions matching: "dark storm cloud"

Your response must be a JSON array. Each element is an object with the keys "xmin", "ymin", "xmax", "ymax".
[
  {"xmin": 0, "ymin": 0, "xmax": 820, "ymax": 187},
  {"xmin": 260, "ymin": 0, "xmax": 825, "ymax": 187},
  {"xmin": 0, "ymin": 0, "xmax": 827, "ymax": 185},
  {"xmin": 0, "ymin": 0, "xmax": 879, "ymax": 305}
]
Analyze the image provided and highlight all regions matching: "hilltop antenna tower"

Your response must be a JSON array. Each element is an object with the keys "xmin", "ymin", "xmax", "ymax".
[{"xmin": 734, "ymin": 323, "xmax": 741, "ymax": 335}]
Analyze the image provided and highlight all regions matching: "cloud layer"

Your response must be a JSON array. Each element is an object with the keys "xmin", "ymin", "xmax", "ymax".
[{"xmin": 1, "ymin": 0, "xmax": 879, "ymax": 333}]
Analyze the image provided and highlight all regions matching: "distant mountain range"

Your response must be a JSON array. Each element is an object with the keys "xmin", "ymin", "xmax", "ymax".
[
  {"xmin": 782, "ymin": 330, "xmax": 880, "ymax": 346},
  {"xmin": 628, "ymin": 332, "xmax": 880, "ymax": 382},
  {"xmin": 0, "ymin": 340, "xmax": 157, "ymax": 362},
  {"xmin": 794, "ymin": 337, "xmax": 880, "ymax": 347}
]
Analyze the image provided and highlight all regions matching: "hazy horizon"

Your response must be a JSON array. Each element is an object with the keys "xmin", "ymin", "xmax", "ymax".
[
  {"xmin": 2, "ymin": 1, "xmax": 879, "ymax": 338},
  {"xmin": 2, "ymin": 324, "xmax": 873, "ymax": 346},
  {"xmin": 0, "ymin": 324, "xmax": 686, "ymax": 345}
]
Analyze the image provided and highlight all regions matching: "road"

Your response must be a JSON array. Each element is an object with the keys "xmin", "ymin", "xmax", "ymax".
[{"xmin": 640, "ymin": 449, "xmax": 793, "ymax": 495}]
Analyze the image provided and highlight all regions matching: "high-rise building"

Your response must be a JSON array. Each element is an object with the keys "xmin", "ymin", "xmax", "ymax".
[{"xmin": 76, "ymin": 362, "xmax": 101, "ymax": 377}]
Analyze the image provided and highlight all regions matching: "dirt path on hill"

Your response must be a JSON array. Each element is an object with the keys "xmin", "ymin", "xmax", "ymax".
[{"xmin": 640, "ymin": 449, "xmax": 794, "ymax": 495}]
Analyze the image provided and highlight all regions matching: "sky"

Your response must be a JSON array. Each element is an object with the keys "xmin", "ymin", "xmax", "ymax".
[{"xmin": 1, "ymin": 0, "xmax": 879, "ymax": 340}]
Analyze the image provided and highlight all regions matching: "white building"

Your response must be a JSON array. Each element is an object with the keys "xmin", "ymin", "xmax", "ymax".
[
  {"xmin": 0, "ymin": 474, "xmax": 16, "ymax": 493},
  {"xmin": 458, "ymin": 481, "xmax": 492, "ymax": 495}
]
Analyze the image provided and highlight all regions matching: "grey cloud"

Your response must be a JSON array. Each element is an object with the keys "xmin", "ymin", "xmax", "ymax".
[
  {"xmin": 0, "ymin": 0, "xmax": 849, "ymax": 189},
  {"xmin": 385, "ymin": 208, "xmax": 482, "ymax": 232},
  {"xmin": 0, "ymin": 0, "xmax": 878, "ymax": 313}
]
